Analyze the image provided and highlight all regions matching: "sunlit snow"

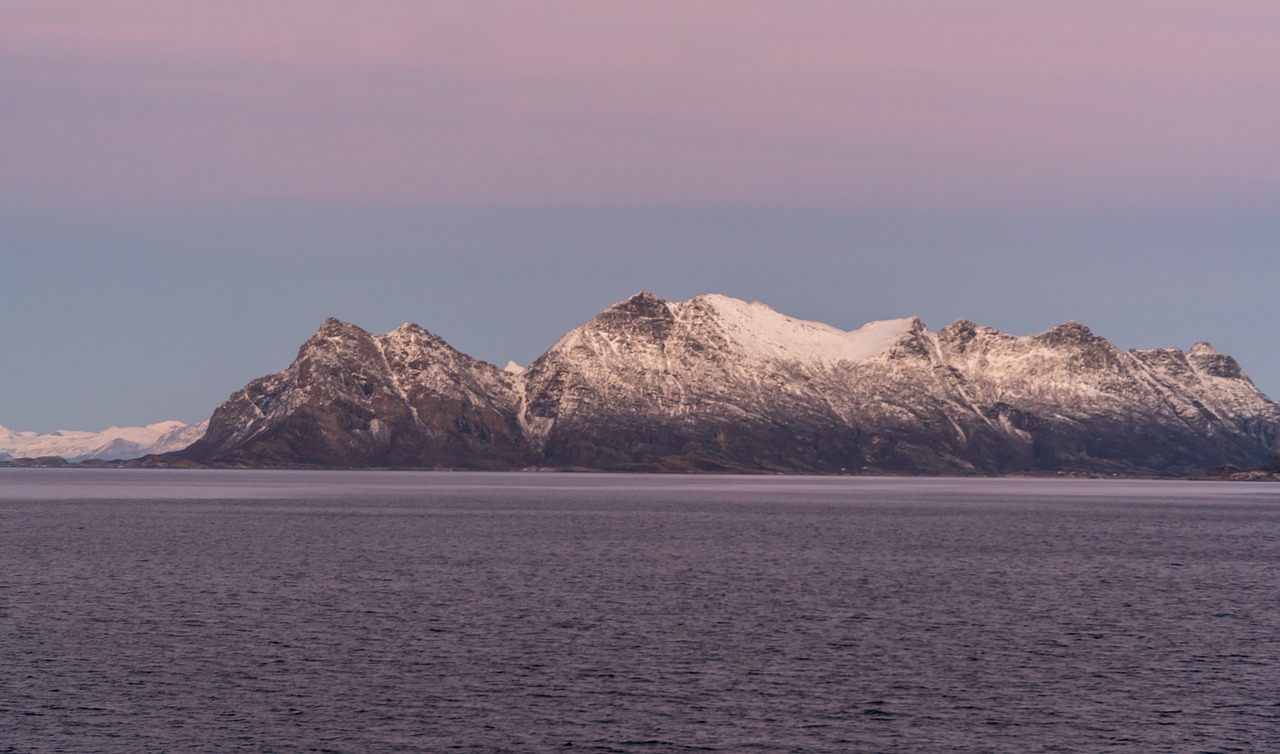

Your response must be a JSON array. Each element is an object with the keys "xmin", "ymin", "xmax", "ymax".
[{"xmin": 691, "ymin": 294, "xmax": 916, "ymax": 366}]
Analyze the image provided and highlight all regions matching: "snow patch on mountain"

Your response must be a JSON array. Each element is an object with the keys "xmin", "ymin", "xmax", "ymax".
[{"xmin": 691, "ymin": 294, "xmax": 917, "ymax": 366}]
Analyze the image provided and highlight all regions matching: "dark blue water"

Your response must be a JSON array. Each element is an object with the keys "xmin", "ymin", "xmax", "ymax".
[{"xmin": 2, "ymin": 470, "xmax": 1278, "ymax": 753}]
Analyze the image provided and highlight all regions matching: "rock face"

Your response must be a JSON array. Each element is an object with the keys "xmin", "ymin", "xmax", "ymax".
[{"xmin": 173, "ymin": 293, "xmax": 1279, "ymax": 475}]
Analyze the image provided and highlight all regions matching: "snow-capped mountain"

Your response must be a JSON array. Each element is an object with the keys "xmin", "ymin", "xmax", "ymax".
[
  {"xmin": 181, "ymin": 318, "xmax": 525, "ymax": 467},
  {"xmin": 171, "ymin": 293, "xmax": 1279, "ymax": 475},
  {"xmin": 0, "ymin": 420, "xmax": 208, "ymax": 463}
]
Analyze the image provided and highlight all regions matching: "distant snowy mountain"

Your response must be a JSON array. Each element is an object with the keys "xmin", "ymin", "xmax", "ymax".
[
  {"xmin": 171, "ymin": 292, "xmax": 1279, "ymax": 475},
  {"xmin": 0, "ymin": 421, "xmax": 208, "ymax": 462}
]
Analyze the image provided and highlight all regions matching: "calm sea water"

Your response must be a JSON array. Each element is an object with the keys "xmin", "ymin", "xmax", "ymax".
[{"xmin": 2, "ymin": 470, "xmax": 1278, "ymax": 753}]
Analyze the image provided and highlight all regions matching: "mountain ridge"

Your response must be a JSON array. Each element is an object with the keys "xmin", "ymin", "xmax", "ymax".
[{"xmin": 161, "ymin": 292, "xmax": 1278, "ymax": 476}]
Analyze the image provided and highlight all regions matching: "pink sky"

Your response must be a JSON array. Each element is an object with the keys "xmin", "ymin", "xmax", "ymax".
[{"xmin": 4, "ymin": 0, "xmax": 1279, "ymax": 209}]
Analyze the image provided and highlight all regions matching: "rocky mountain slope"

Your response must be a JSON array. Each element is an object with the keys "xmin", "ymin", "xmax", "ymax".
[
  {"xmin": 179, "ymin": 318, "xmax": 524, "ymax": 468},
  {"xmin": 0, "ymin": 421, "xmax": 207, "ymax": 463},
  {"xmin": 168, "ymin": 293, "xmax": 1279, "ymax": 475}
]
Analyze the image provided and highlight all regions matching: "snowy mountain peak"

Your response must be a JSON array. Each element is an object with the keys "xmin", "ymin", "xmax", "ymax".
[
  {"xmin": 548, "ymin": 292, "xmax": 922, "ymax": 370},
  {"xmin": 1190, "ymin": 341, "xmax": 1220, "ymax": 356}
]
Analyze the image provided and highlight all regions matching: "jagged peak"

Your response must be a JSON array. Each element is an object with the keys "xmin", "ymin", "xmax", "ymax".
[
  {"xmin": 1047, "ymin": 320, "xmax": 1093, "ymax": 336},
  {"xmin": 376, "ymin": 322, "xmax": 476, "ymax": 366},
  {"xmin": 383, "ymin": 321, "xmax": 444, "ymax": 343},
  {"xmin": 1032, "ymin": 320, "xmax": 1109, "ymax": 348},
  {"xmin": 313, "ymin": 317, "xmax": 371, "ymax": 339},
  {"xmin": 310, "ymin": 320, "xmax": 454, "ymax": 354},
  {"xmin": 938, "ymin": 318, "xmax": 987, "ymax": 347},
  {"xmin": 578, "ymin": 291, "xmax": 677, "ymax": 337},
  {"xmin": 296, "ymin": 319, "xmax": 376, "ymax": 363},
  {"xmin": 1187, "ymin": 341, "xmax": 1244, "ymax": 379},
  {"xmin": 939, "ymin": 318, "xmax": 984, "ymax": 336},
  {"xmin": 607, "ymin": 290, "xmax": 672, "ymax": 317}
]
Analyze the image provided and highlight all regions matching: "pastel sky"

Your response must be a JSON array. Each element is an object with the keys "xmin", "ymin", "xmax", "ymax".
[{"xmin": 2, "ymin": 1, "xmax": 1278, "ymax": 431}]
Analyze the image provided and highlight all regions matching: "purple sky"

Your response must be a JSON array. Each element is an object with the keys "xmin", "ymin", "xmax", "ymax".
[
  {"xmin": 2, "ymin": 1, "xmax": 1278, "ymax": 431},
  {"xmin": 7, "ymin": 1, "xmax": 1278, "ymax": 209}
]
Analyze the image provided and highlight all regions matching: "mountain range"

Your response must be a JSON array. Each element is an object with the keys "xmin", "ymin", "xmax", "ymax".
[
  {"xmin": 0, "ymin": 421, "xmax": 208, "ymax": 463},
  {"xmin": 164, "ymin": 292, "xmax": 1278, "ymax": 476}
]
